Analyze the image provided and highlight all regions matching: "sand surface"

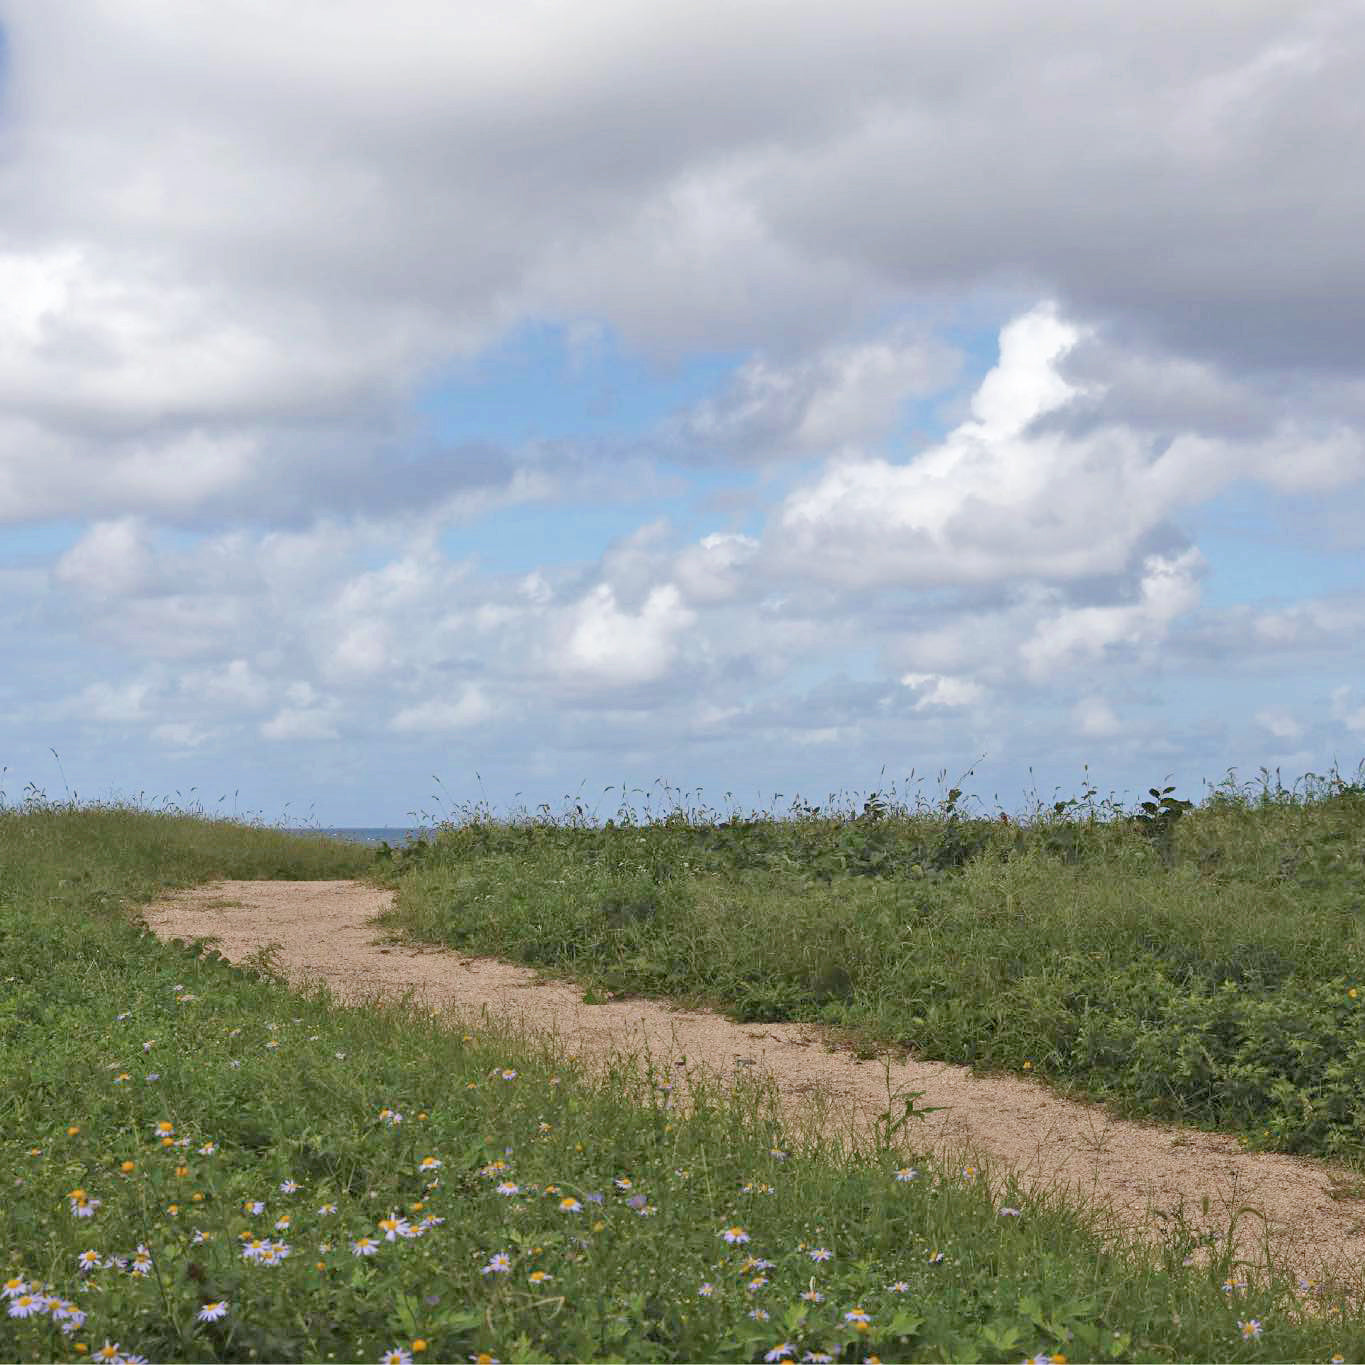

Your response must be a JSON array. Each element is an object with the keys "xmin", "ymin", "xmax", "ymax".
[{"xmin": 139, "ymin": 878, "xmax": 1365, "ymax": 1299}]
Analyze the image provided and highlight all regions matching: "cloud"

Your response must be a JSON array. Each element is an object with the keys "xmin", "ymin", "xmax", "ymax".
[
  {"xmin": 546, "ymin": 581, "xmax": 698, "ymax": 688},
  {"xmin": 260, "ymin": 684, "xmax": 341, "ymax": 741},
  {"xmin": 665, "ymin": 328, "xmax": 962, "ymax": 463},
  {"xmin": 1073, "ymin": 696, "xmax": 1122, "ymax": 739},
  {"xmin": 2, "ymin": 1, "xmax": 1362, "ymax": 537},
  {"xmin": 54, "ymin": 518, "xmax": 155, "ymax": 598},
  {"xmin": 899, "ymin": 673, "xmax": 987, "ymax": 711},
  {"xmin": 389, "ymin": 685, "xmax": 496, "ymax": 735}
]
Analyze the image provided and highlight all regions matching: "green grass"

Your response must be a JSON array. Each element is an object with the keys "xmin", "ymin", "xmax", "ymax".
[
  {"xmin": 2, "ymin": 780, "xmax": 1364, "ymax": 1363},
  {"xmin": 379, "ymin": 767, "xmax": 1365, "ymax": 1163}
]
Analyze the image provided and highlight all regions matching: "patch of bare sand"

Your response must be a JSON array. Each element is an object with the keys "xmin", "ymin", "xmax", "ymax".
[{"xmin": 139, "ymin": 878, "xmax": 1365, "ymax": 1301}]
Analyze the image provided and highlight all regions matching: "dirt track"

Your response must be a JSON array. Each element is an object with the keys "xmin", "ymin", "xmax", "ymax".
[{"xmin": 139, "ymin": 878, "xmax": 1365, "ymax": 1300}]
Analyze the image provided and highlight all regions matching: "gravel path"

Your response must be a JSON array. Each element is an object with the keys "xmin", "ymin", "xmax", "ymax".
[{"xmin": 139, "ymin": 878, "xmax": 1365, "ymax": 1300}]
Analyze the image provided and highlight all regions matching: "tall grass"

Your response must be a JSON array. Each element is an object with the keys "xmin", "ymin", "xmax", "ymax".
[
  {"xmin": 379, "ymin": 764, "xmax": 1365, "ymax": 1161},
  {"xmin": 2, "ymin": 777, "xmax": 1364, "ymax": 1362}
]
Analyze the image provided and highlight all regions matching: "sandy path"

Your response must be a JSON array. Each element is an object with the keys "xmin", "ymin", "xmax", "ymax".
[{"xmin": 139, "ymin": 879, "xmax": 1365, "ymax": 1298}]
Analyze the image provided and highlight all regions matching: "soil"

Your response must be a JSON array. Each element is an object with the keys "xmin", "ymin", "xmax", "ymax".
[{"xmin": 138, "ymin": 878, "xmax": 1365, "ymax": 1302}]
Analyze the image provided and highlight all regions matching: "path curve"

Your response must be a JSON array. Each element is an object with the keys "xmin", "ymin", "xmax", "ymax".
[{"xmin": 138, "ymin": 879, "xmax": 1365, "ymax": 1299}]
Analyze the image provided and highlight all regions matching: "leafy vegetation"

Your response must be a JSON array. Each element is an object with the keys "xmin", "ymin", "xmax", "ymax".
[
  {"xmin": 381, "ymin": 765, "xmax": 1365, "ymax": 1161},
  {"xmin": 2, "ymin": 774, "xmax": 1364, "ymax": 1361}
]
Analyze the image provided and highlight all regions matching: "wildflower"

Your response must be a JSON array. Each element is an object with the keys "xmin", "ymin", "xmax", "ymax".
[
  {"xmin": 614, "ymin": 1177, "xmax": 633, "ymax": 1191},
  {"xmin": 844, "ymin": 1307, "xmax": 872, "ymax": 1326},
  {"xmin": 809, "ymin": 1247, "xmax": 832, "ymax": 1262},
  {"xmin": 153, "ymin": 1121, "xmax": 174, "ymax": 1137},
  {"xmin": 258, "ymin": 1241, "xmax": 291, "ymax": 1266},
  {"xmin": 887, "ymin": 1280, "xmax": 910, "ymax": 1293},
  {"xmin": 70, "ymin": 1190, "xmax": 101, "ymax": 1218},
  {"xmin": 54, "ymin": 1301, "xmax": 84, "ymax": 1330},
  {"xmin": 748, "ymin": 1276, "xmax": 768, "ymax": 1291},
  {"xmin": 419, "ymin": 1214, "xmax": 445, "ymax": 1230},
  {"xmin": 240, "ymin": 1239, "xmax": 267, "ymax": 1262},
  {"xmin": 801, "ymin": 1289, "xmax": 825, "ymax": 1303},
  {"xmin": 274, "ymin": 1216, "xmax": 292, "ymax": 1232},
  {"xmin": 279, "ymin": 1179, "xmax": 300, "ymax": 1193},
  {"xmin": 379, "ymin": 1351, "xmax": 413, "ymax": 1365},
  {"xmin": 482, "ymin": 1252, "xmax": 511, "ymax": 1275},
  {"xmin": 961, "ymin": 1165, "xmax": 976, "ymax": 1181},
  {"xmin": 265, "ymin": 1040, "xmax": 280, "ymax": 1050},
  {"xmin": 1, "ymin": 1278, "xmax": 26, "ymax": 1297},
  {"xmin": 244, "ymin": 1200, "xmax": 265, "ymax": 1215},
  {"xmin": 196, "ymin": 1301, "xmax": 229, "ymax": 1323},
  {"xmin": 469, "ymin": 1356, "xmax": 500, "ymax": 1365},
  {"xmin": 412, "ymin": 1342, "xmax": 427, "ymax": 1354},
  {"xmin": 335, "ymin": 1051, "xmax": 347, "ymax": 1060},
  {"xmin": 999, "ymin": 1206, "xmax": 1022, "ymax": 1217},
  {"xmin": 750, "ymin": 1307, "xmax": 770, "ymax": 1321},
  {"xmin": 351, "ymin": 1237, "xmax": 379, "ymax": 1257},
  {"xmin": 528, "ymin": 1270, "xmax": 553, "ymax": 1284},
  {"xmin": 698, "ymin": 1282, "xmax": 715, "ymax": 1297},
  {"xmin": 116, "ymin": 1012, "xmax": 131, "ymax": 1021},
  {"xmin": 7, "ymin": 1293, "xmax": 43, "ymax": 1319},
  {"xmin": 928, "ymin": 1249, "xmax": 944, "ymax": 1263},
  {"xmin": 1238, "ymin": 1319, "xmax": 1263, "ymax": 1340},
  {"xmin": 721, "ymin": 1226, "xmax": 750, "ymax": 1244},
  {"xmin": 378, "ymin": 1108, "xmax": 403, "ymax": 1126},
  {"xmin": 418, "ymin": 1157, "xmax": 442, "ymax": 1171},
  {"xmin": 228, "ymin": 1060, "xmax": 242, "ymax": 1069},
  {"xmin": 803, "ymin": 1353, "xmax": 834, "ymax": 1363},
  {"xmin": 770, "ymin": 1148, "xmax": 788, "ymax": 1160},
  {"xmin": 378, "ymin": 1214, "xmax": 412, "ymax": 1241},
  {"xmin": 190, "ymin": 1230, "xmax": 208, "ymax": 1245},
  {"xmin": 495, "ymin": 1181, "xmax": 520, "ymax": 1196},
  {"xmin": 537, "ymin": 1121, "xmax": 552, "ymax": 1134},
  {"xmin": 764, "ymin": 1345, "xmax": 796, "ymax": 1362},
  {"xmin": 92, "ymin": 1342, "xmax": 125, "ymax": 1362},
  {"xmin": 113, "ymin": 1073, "xmax": 131, "ymax": 1084},
  {"xmin": 130, "ymin": 1246, "xmax": 153, "ymax": 1275},
  {"xmin": 146, "ymin": 1073, "xmax": 160, "ymax": 1081},
  {"xmin": 894, "ymin": 1167, "xmax": 919, "ymax": 1182},
  {"xmin": 318, "ymin": 1203, "xmax": 337, "ymax": 1216},
  {"xmin": 559, "ymin": 1197, "xmax": 582, "ymax": 1213},
  {"xmin": 76, "ymin": 1250, "xmax": 101, "ymax": 1273},
  {"xmin": 499, "ymin": 1069, "xmax": 517, "ymax": 1081},
  {"xmin": 1349, "ymin": 988, "xmax": 1358, "ymax": 1000}
]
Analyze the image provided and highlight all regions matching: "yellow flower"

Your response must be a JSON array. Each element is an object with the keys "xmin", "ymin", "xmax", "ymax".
[
  {"xmin": 120, "ymin": 1161, "xmax": 135, "ymax": 1173},
  {"xmin": 175, "ymin": 1166, "xmax": 189, "ymax": 1178},
  {"xmin": 67, "ymin": 1125, "xmax": 81, "ymax": 1136},
  {"xmin": 1349, "ymin": 987, "xmax": 1358, "ymax": 1000},
  {"xmin": 412, "ymin": 1341, "xmax": 427, "ymax": 1353}
]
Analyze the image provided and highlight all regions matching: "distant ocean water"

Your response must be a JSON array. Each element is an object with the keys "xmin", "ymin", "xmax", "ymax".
[{"xmin": 289, "ymin": 827, "xmax": 432, "ymax": 847}]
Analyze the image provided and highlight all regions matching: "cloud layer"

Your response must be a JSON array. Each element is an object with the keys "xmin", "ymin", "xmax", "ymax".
[{"xmin": 2, "ymin": 1, "xmax": 1363, "ymax": 819}]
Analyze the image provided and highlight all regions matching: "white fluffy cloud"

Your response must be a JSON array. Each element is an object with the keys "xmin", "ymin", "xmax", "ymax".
[{"xmin": 5, "ymin": 2, "xmax": 1365, "ymax": 816}]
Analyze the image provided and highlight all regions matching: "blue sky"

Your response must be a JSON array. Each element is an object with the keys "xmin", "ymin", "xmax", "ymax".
[{"xmin": 2, "ymin": 2, "xmax": 1364, "ymax": 827}]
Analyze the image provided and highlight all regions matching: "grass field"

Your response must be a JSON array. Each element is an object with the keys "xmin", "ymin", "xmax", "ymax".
[{"xmin": 3, "ymin": 769, "xmax": 1364, "ymax": 1363}]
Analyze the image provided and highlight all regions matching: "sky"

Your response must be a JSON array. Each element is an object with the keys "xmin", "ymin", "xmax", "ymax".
[{"xmin": 2, "ymin": 1, "xmax": 1364, "ymax": 828}]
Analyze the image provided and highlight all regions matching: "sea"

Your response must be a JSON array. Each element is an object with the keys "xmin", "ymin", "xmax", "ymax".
[{"xmin": 288, "ymin": 827, "xmax": 433, "ymax": 847}]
